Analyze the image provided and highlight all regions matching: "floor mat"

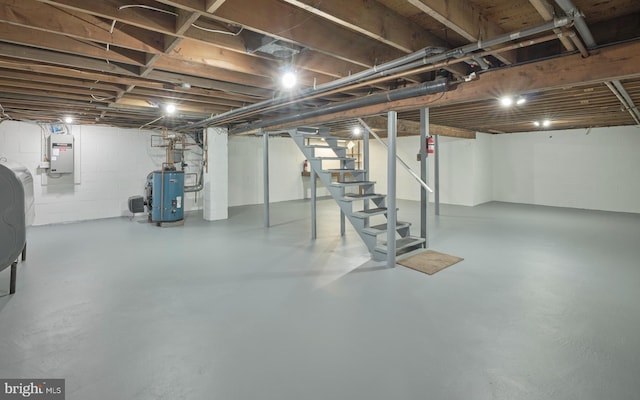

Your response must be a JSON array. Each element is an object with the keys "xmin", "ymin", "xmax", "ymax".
[{"xmin": 397, "ymin": 250, "xmax": 464, "ymax": 275}]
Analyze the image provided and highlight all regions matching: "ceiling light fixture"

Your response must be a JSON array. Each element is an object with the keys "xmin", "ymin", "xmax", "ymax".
[
  {"xmin": 352, "ymin": 126, "xmax": 362, "ymax": 137},
  {"xmin": 281, "ymin": 70, "xmax": 297, "ymax": 90},
  {"xmin": 500, "ymin": 96, "xmax": 513, "ymax": 107},
  {"xmin": 165, "ymin": 104, "xmax": 177, "ymax": 114},
  {"xmin": 500, "ymin": 95, "xmax": 527, "ymax": 107},
  {"xmin": 533, "ymin": 119, "xmax": 552, "ymax": 128},
  {"xmin": 63, "ymin": 116, "xmax": 73, "ymax": 124}
]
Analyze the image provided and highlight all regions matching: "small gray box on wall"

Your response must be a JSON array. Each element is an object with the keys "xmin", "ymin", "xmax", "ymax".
[{"xmin": 47, "ymin": 134, "xmax": 74, "ymax": 174}]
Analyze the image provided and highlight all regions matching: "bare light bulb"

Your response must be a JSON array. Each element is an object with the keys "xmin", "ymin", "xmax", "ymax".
[
  {"xmin": 64, "ymin": 116, "xmax": 73, "ymax": 124},
  {"xmin": 500, "ymin": 96, "xmax": 513, "ymax": 107},
  {"xmin": 352, "ymin": 127, "xmax": 362, "ymax": 137},
  {"xmin": 281, "ymin": 71, "xmax": 297, "ymax": 89},
  {"xmin": 165, "ymin": 104, "xmax": 177, "ymax": 114}
]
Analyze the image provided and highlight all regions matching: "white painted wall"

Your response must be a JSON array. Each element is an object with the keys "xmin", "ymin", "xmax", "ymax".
[
  {"xmin": 5, "ymin": 118, "xmax": 636, "ymax": 225},
  {"xmin": 204, "ymin": 127, "xmax": 228, "ymax": 221},
  {"xmin": 492, "ymin": 126, "xmax": 640, "ymax": 213},
  {"xmin": 227, "ymin": 135, "xmax": 329, "ymax": 207},
  {"xmin": 472, "ymin": 132, "xmax": 494, "ymax": 205},
  {"xmin": 368, "ymin": 133, "xmax": 493, "ymax": 207},
  {"xmin": 228, "ymin": 128, "xmax": 639, "ymax": 213},
  {"xmin": 0, "ymin": 121, "xmax": 203, "ymax": 225}
]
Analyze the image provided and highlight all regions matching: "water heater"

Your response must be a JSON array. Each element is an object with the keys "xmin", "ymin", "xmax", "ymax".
[{"xmin": 149, "ymin": 170, "xmax": 184, "ymax": 224}]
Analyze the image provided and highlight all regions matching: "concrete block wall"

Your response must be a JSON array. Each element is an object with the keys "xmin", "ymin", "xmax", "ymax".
[{"xmin": 0, "ymin": 121, "xmax": 203, "ymax": 225}]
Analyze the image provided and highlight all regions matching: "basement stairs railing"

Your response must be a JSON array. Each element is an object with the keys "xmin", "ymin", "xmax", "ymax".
[{"xmin": 288, "ymin": 127, "xmax": 426, "ymax": 262}]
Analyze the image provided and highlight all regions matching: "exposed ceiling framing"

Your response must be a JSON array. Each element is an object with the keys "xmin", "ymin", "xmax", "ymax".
[{"xmin": 0, "ymin": 0, "xmax": 638, "ymax": 136}]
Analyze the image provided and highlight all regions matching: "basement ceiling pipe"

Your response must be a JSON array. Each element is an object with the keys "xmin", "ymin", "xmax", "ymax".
[
  {"xmin": 229, "ymin": 79, "xmax": 449, "ymax": 135},
  {"xmin": 175, "ymin": 47, "xmax": 445, "ymax": 130},
  {"xmin": 180, "ymin": 18, "xmax": 572, "ymax": 131},
  {"xmin": 605, "ymin": 81, "xmax": 640, "ymax": 126},
  {"xmin": 554, "ymin": 0, "xmax": 596, "ymax": 48},
  {"xmin": 555, "ymin": 1, "xmax": 638, "ymax": 124},
  {"xmin": 611, "ymin": 80, "xmax": 640, "ymax": 124}
]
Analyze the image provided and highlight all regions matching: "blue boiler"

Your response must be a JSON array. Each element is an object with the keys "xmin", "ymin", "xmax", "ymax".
[{"xmin": 150, "ymin": 170, "xmax": 184, "ymax": 223}]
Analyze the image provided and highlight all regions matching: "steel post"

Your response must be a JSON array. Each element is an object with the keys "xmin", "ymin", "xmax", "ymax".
[
  {"xmin": 311, "ymin": 169, "xmax": 317, "ymax": 240},
  {"xmin": 435, "ymin": 135, "xmax": 440, "ymax": 216},
  {"xmin": 263, "ymin": 130, "xmax": 270, "ymax": 227},
  {"xmin": 363, "ymin": 126, "xmax": 370, "ymax": 227},
  {"xmin": 420, "ymin": 108, "xmax": 429, "ymax": 248},
  {"xmin": 387, "ymin": 111, "xmax": 397, "ymax": 268}
]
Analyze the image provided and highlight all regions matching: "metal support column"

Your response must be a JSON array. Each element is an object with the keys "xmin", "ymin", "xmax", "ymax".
[
  {"xmin": 434, "ymin": 134, "xmax": 440, "ymax": 216},
  {"xmin": 311, "ymin": 169, "xmax": 317, "ymax": 240},
  {"xmin": 263, "ymin": 129, "xmax": 270, "ymax": 227},
  {"xmin": 340, "ymin": 210, "xmax": 346, "ymax": 236},
  {"xmin": 419, "ymin": 108, "xmax": 429, "ymax": 248},
  {"xmin": 387, "ymin": 111, "xmax": 398, "ymax": 268},
  {"xmin": 363, "ymin": 126, "xmax": 370, "ymax": 227}
]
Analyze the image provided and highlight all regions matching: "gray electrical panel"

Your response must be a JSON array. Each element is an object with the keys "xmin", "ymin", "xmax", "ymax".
[{"xmin": 48, "ymin": 134, "xmax": 74, "ymax": 174}]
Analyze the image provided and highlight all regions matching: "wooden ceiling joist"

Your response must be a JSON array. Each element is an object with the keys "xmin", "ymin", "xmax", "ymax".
[
  {"xmin": 155, "ymin": 0, "xmax": 407, "ymax": 68},
  {"xmin": 267, "ymin": 39, "xmax": 640, "ymax": 130},
  {"xmin": 278, "ymin": 0, "xmax": 468, "ymax": 77},
  {"xmin": 0, "ymin": 0, "xmax": 638, "ymax": 131},
  {"xmin": 406, "ymin": 0, "xmax": 517, "ymax": 64},
  {"xmin": 362, "ymin": 116, "xmax": 476, "ymax": 139},
  {"xmin": 0, "ymin": 1, "xmax": 166, "ymax": 53}
]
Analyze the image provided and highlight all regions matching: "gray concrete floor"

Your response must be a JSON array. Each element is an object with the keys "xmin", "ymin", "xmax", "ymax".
[{"xmin": 1, "ymin": 199, "xmax": 639, "ymax": 400}]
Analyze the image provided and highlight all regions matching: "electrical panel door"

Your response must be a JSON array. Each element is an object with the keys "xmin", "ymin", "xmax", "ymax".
[{"xmin": 48, "ymin": 134, "xmax": 74, "ymax": 174}]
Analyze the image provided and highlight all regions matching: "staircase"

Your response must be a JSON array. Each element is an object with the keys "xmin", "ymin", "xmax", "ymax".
[{"xmin": 288, "ymin": 128, "xmax": 425, "ymax": 261}]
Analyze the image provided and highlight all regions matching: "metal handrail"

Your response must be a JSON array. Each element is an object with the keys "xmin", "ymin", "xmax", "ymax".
[{"xmin": 357, "ymin": 118, "xmax": 433, "ymax": 193}]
